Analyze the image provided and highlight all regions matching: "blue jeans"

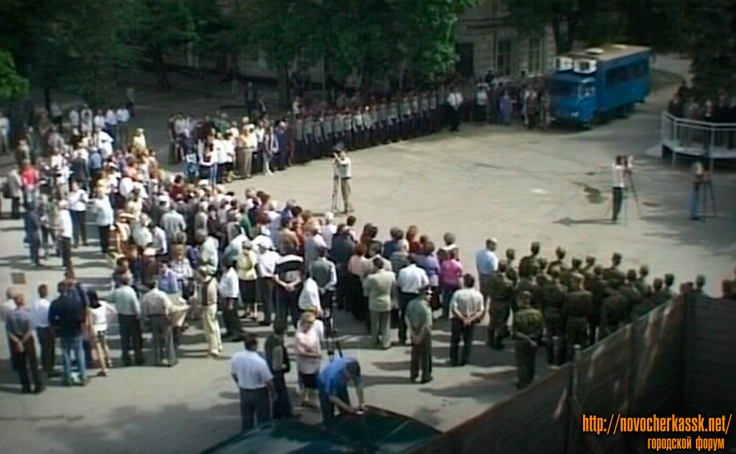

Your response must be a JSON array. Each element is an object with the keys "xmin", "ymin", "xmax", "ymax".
[
  {"xmin": 60, "ymin": 335, "xmax": 86, "ymax": 383},
  {"xmin": 689, "ymin": 189, "xmax": 699, "ymax": 218}
]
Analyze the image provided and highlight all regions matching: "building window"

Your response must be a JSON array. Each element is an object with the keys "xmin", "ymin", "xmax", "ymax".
[
  {"xmin": 496, "ymin": 39, "xmax": 512, "ymax": 77},
  {"xmin": 527, "ymin": 37, "xmax": 542, "ymax": 75}
]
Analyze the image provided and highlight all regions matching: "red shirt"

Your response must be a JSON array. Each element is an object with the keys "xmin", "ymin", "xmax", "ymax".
[{"xmin": 21, "ymin": 167, "xmax": 40, "ymax": 188}]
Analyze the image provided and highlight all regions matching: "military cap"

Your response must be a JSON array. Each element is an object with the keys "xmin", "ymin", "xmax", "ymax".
[
  {"xmin": 626, "ymin": 269, "xmax": 637, "ymax": 281},
  {"xmin": 612, "ymin": 253, "xmax": 622, "ymax": 262},
  {"xmin": 652, "ymin": 278, "xmax": 664, "ymax": 290},
  {"xmin": 696, "ymin": 275, "xmax": 706, "ymax": 285},
  {"xmin": 506, "ymin": 248, "xmax": 516, "ymax": 259},
  {"xmin": 571, "ymin": 257, "xmax": 582, "ymax": 268},
  {"xmin": 585, "ymin": 255, "xmax": 596, "ymax": 264},
  {"xmin": 664, "ymin": 273, "xmax": 675, "ymax": 285},
  {"xmin": 531, "ymin": 242, "xmax": 540, "ymax": 251},
  {"xmin": 593, "ymin": 265, "xmax": 603, "ymax": 275},
  {"xmin": 639, "ymin": 265, "xmax": 649, "ymax": 276}
]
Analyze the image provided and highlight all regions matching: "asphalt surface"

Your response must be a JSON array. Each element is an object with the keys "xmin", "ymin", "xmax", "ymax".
[{"xmin": 0, "ymin": 55, "xmax": 734, "ymax": 454}]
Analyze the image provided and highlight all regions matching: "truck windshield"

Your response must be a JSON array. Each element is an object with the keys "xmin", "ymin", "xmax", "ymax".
[{"xmin": 550, "ymin": 80, "xmax": 580, "ymax": 98}]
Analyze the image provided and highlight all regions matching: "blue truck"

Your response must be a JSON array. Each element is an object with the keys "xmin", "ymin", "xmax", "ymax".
[{"xmin": 549, "ymin": 44, "xmax": 651, "ymax": 128}]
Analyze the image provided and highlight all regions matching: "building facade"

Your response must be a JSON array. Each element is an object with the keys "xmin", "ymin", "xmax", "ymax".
[
  {"xmin": 164, "ymin": 0, "xmax": 556, "ymax": 85},
  {"xmin": 455, "ymin": 0, "xmax": 557, "ymax": 81}
]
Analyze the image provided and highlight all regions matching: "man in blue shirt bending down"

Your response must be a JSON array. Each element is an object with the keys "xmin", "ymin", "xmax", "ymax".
[{"xmin": 317, "ymin": 356, "xmax": 365, "ymax": 422}]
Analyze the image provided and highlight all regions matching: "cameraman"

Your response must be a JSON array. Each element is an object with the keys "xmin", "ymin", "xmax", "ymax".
[
  {"xmin": 689, "ymin": 161, "xmax": 706, "ymax": 220},
  {"xmin": 332, "ymin": 147, "xmax": 353, "ymax": 214},
  {"xmin": 611, "ymin": 155, "xmax": 627, "ymax": 223}
]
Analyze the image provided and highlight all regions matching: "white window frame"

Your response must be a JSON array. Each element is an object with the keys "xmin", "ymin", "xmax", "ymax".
[{"xmin": 496, "ymin": 39, "xmax": 513, "ymax": 77}]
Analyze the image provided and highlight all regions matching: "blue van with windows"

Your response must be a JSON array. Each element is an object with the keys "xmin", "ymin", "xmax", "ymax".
[{"xmin": 549, "ymin": 44, "xmax": 651, "ymax": 128}]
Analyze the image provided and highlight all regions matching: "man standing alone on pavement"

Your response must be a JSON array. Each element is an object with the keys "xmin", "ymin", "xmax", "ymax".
[
  {"xmin": 405, "ymin": 287, "xmax": 433, "ymax": 383},
  {"xmin": 6, "ymin": 293, "xmax": 44, "ymax": 393},
  {"xmin": 449, "ymin": 274, "xmax": 484, "ymax": 367},
  {"xmin": 230, "ymin": 333, "xmax": 274, "ymax": 432},
  {"xmin": 333, "ymin": 148, "xmax": 354, "ymax": 214}
]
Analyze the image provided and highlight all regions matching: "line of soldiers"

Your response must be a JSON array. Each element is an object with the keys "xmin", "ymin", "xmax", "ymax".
[
  {"xmin": 486, "ymin": 243, "xmax": 688, "ymax": 389},
  {"xmin": 291, "ymin": 91, "xmax": 448, "ymax": 164}
]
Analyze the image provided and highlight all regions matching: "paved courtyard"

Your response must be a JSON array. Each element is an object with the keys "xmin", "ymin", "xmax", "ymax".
[{"xmin": 1, "ymin": 57, "xmax": 735, "ymax": 454}]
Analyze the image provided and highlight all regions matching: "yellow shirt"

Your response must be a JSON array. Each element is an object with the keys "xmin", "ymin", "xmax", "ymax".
[{"xmin": 236, "ymin": 250, "xmax": 258, "ymax": 281}]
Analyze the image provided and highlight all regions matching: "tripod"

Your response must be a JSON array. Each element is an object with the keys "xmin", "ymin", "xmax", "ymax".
[
  {"xmin": 698, "ymin": 178, "xmax": 717, "ymax": 219},
  {"xmin": 624, "ymin": 170, "xmax": 642, "ymax": 217},
  {"xmin": 323, "ymin": 299, "xmax": 343, "ymax": 361}
]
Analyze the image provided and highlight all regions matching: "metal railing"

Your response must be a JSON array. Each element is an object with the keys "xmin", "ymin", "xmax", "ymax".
[{"xmin": 660, "ymin": 112, "xmax": 736, "ymax": 171}]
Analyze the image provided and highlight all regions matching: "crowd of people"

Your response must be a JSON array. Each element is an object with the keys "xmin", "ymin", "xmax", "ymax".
[
  {"xmin": 667, "ymin": 81, "xmax": 736, "ymax": 148},
  {"xmin": 2, "ymin": 77, "xmax": 735, "ymax": 434}
]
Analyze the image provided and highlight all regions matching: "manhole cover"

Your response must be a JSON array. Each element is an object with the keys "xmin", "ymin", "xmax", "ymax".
[{"xmin": 10, "ymin": 272, "xmax": 26, "ymax": 285}]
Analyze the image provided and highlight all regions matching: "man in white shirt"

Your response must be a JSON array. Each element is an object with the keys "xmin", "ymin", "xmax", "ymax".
[
  {"xmin": 91, "ymin": 192, "xmax": 114, "ymax": 254},
  {"xmin": 116, "ymin": 105, "xmax": 130, "ymax": 148},
  {"xmin": 256, "ymin": 243, "xmax": 280, "ymax": 326},
  {"xmin": 446, "ymin": 87, "xmax": 463, "ymax": 132},
  {"xmin": 0, "ymin": 113, "xmax": 10, "ymax": 154},
  {"xmin": 298, "ymin": 276, "xmax": 322, "ymax": 315},
  {"xmin": 334, "ymin": 149, "xmax": 353, "ymax": 214},
  {"xmin": 230, "ymin": 333, "xmax": 274, "ymax": 431},
  {"xmin": 321, "ymin": 212, "xmax": 337, "ymax": 249},
  {"xmin": 80, "ymin": 105, "xmax": 93, "ymax": 134},
  {"xmin": 242, "ymin": 123, "xmax": 257, "ymax": 179},
  {"xmin": 57, "ymin": 200, "xmax": 74, "ymax": 270},
  {"xmin": 30, "ymin": 284, "xmax": 58, "ymax": 376},
  {"xmin": 68, "ymin": 108, "xmax": 80, "ymax": 130},
  {"xmin": 475, "ymin": 83, "xmax": 489, "ymax": 124},
  {"xmin": 105, "ymin": 108, "xmax": 118, "ymax": 138},
  {"xmin": 219, "ymin": 259, "xmax": 244, "ymax": 341},
  {"xmin": 449, "ymin": 274, "xmax": 485, "ymax": 366},
  {"xmin": 303, "ymin": 223, "xmax": 327, "ymax": 270},
  {"xmin": 397, "ymin": 259, "xmax": 429, "ymax": 345},
  {"xmin": 611, "ymin": 155, "xmax": 626, "ymax": 223}
]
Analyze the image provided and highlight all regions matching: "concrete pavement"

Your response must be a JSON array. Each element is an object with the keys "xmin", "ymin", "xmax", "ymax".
[{"xmin": 1, "ymin": 55, "xmax": 734, "ymax": 454}]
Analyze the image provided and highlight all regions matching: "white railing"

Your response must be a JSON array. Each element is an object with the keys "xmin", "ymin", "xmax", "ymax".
[{"xmin": 660, "ymin": 112, "xmax": 736, "ymax": 172}]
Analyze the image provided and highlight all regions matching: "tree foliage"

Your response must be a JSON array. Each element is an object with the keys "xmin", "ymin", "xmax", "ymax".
[
  {"xmin": 0, "ymin": 48, "xmax": 29, "ymax": 100},
  {"xmin": 689, "ymin": 0, "xmax": 736, "ymax": 96}
]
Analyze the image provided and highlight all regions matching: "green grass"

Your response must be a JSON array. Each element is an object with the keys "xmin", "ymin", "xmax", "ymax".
[{"xmin": 651, "ymin": 68, "xmax": 685, "ymax": 93}]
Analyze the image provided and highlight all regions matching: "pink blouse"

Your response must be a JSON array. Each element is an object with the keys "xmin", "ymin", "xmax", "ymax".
[{"xmin": 440, "ymin": 259, "xmax": 463, "ymax": 288}]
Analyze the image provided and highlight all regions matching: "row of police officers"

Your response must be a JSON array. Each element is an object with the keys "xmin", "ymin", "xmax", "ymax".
[{"xmin": 291, "ymin": 90, "xmax": 453, "ymax": 163}]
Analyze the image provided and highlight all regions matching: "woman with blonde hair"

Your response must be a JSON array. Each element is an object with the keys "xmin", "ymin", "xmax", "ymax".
[{"xmin": 294, "ymin": 311, "xmax": 323, "ymax": 407}]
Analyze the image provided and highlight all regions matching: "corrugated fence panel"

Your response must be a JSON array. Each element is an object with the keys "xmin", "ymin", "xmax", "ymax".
[
  {"xmin": 461, "ymin": 365, "xmax": 570, "ymax": 454},
  {"xmin": 576, "ymin": 325, "xmax": 633, "ymax": 454},
  {"xmin": 686, "ymin": 296, "xmax": 736, "ymax": 416},
  {"xmin": 631, "ymin": 298, "xmax": 686, "ymax": 417}
]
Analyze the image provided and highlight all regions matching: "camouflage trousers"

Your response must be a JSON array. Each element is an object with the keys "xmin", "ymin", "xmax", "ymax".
[
  {"xmin": 515, "ymin": 339, "xmax": 538, "ymax": 389},
  {"xmin": 565, "ymin": 317, "xmax": 589, "ymax": 360}
]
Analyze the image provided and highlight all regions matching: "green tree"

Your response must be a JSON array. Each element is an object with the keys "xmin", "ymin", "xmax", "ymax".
[
  {"xmin": 133, "ymin": 0, "xmax": 198, "ymax": 90},
  {"xmin": 621, "ymin": 0, "xmax": 691, "ymax": 53},
  {"xmin": 0, "ymin": 48, "xmax": 29, "ymax": 100},
  {"xmin": 690, "ymin": 0, "xmax": 736, "ymax": 96}
]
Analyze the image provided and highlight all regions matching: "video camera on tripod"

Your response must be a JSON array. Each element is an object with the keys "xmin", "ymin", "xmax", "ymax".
[{"xmin": 615, "ymin": 154, "xmax": 641, "ymax": 217}]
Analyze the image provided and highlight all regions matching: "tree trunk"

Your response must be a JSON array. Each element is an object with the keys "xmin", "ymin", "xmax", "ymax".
[
  {"xmin": 277, "ymin": 63, "xmax": 290, "ymax": 111},
  {"xmin": 152, "ymin": 49, "xmax": 171, "ymax": 91}
]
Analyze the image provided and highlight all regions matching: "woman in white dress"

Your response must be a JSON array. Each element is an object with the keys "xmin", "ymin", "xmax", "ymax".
[{"xmin": 294, "ymin": 311, "xmax": 324, "ymax": 408}]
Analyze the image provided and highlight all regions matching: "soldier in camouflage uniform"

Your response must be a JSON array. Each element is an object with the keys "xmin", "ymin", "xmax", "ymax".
[
  {"xmin": 620, "ymin": 270, "xmax": 643, "ymax": 322},
  {"xmin": 505, "ymin": 248, "xmax": 519, "ymax": 285},
  {"xmin": 635, "ymin": 265, "xmax": 650, "ymax": 295},
  {"xmin": 515, "ymin": 263, "xmax": 539, "ymax": 312},
  {"xmin": 539, "ymin": 267, "xmax": 567, "ymax": 364},
  {"xmin": 561, "ymin": 257, "xmax": 583, "ymax": 290},
  {"xmin": 649, "ymin": 278, "xmax": 668, "ymax": 306},
  {"xmin": 602, "ymin": 252, "xmax": 625, "ymax": 282},
  {"xmin": 586, "ymin": 265, "xmax": 607, "ymax": 344},
  {"xmin": 488, "ymin": 260, "xmax": 514, "ymax": 350},
  {"xmin": 513, "ymin": 291, "xmax": 544, "ymax": 389},
  {"xmin": 582, "ymin": 255, "xmax": 596, "ymax": 277},
  {"xmin": 662, "ymin": 273, "xmax": 677, "ymax": 301},
  {"xmin": 563, "ymin": 273, "xmax": 591, "ymax": 361},
  {"xmin": 693, "ymin": 275, "xmax": 707, "ymax": 299},
  {"xmin": 599, "ymin": 277, "xmax": 627, "ymax": 340},
  {"xmin": 518, "ymin": 242, "xmax": 541, "ymax": 278},
  {"xmin": 547, "ymin": 246, "xmax": 569, "ymax": 274},
  {"xmin": 537, "ymin": 258, "xmax": 549, "ymax": 283},
  {"xmin": 631, "ymin": 283, "xmax": 657, "ymax": 319}
]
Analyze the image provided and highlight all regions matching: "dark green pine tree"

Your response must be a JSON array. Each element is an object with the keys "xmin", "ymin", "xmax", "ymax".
[{"xmin": 690, "ymin": 0, "xmax": 736, "ymax": 97}]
